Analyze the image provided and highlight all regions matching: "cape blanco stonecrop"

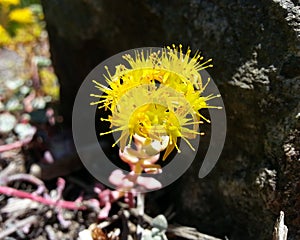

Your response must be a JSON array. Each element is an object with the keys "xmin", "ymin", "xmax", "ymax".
[{"xmin": 90, "ymin": 45, "xmax": 221, "ymax": 160}]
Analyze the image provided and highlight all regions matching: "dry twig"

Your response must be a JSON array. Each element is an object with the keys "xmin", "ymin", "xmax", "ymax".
[
  {"xmin": 0, "ymin": 215, "xmax": 38, "ymax": 239},
  {"xmin": 129, "ymin": 208, "xmax": 222, "ymax": 240},
  {"xmin": 273, "ymin": 211, "xmax": 288, "ymax": 240},
  {"xmin": 168, "ymin": 225, "xmax": 223, "ymax": 240}
]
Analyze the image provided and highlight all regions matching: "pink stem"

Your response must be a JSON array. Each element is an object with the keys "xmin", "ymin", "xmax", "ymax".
[
  {"xmin": 0, "ymin": 186, "xmax": 87, "ymax": 210},
  {"xmin": 6, "ymin": 173, "xmax": 45, "ymax": 187},
  {"xmin": 0, "ymin": 136, "xmax": 33, "ymax": 153},
  {"xmin": 5, "ymin": 173, "xmax": 46, "ymax": 195}
]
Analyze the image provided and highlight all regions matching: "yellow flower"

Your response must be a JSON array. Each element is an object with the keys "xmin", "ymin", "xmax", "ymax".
[
  {"xmin": 91, "ymin": 45, "xmax": 221, "ymax": 160},
  {"xmin": 39, "ymin": 68, "xmax": 60, "ymax": 100},
  {"xmin": 0, "ymin": 0, "xmax": 19, "ymax": 6},
  {"xmin": 0, "ymin": 25, "xmax": 11, "ymax": 45},
  {"xmin": 12, "ymin": 24, "xmax": 42, "ymax": 43},
  {"xmin": 9, "ymin": 8, "xmax": 34, "ymax": 24}
]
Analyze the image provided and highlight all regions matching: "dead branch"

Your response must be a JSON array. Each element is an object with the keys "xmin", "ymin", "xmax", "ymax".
[
  {"xmin": 168, "ymin": 225, "xmax": 223, "ymax": 240},
  {"xmin": 0, "ymin": 215, "xmax": 38, "ymax": 239},
  {"xmin": 273, "ymin": 211, "xmax": 288, "ymax": 240},
  {"xmin": 0, "ymin": 160, "xmax": 25, "ymax": 182},
  {"xmin": 129, "ymin": 208, "xmax": 222, "ymax": 240}
]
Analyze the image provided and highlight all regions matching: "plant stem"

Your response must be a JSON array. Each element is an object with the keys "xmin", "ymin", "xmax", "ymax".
[
  {"xmin": 136, "ymin": 192, "xmax": 145, "ymax": 240},
  {"xmin": 0, "ymin": 215, "xmax": 38, "ymax": 239},
  {"xmin": 0, "ymin": 186, "xmax": 87, "ymax": 210}
]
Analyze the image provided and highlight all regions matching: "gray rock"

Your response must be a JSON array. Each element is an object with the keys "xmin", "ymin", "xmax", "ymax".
[
  {"xmin": 0, "ymin": 49, "xmax": 25, "ymax": 99},
  {"xmin": 0, "ymin": 112, "xmax": 17, "ymax": 134},
  {"xmin": 152, "ymin": 215, "xmax": 168, "ymax": 232},
  {"xmin": 41, "ymin": 0, "xmax": 300, "ymax": 239}
]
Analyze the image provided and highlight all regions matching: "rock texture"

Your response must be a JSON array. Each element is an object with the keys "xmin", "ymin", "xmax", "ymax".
[{"xmin": 41, "ymin": 0, "xmax": 300, "ymax": 239}]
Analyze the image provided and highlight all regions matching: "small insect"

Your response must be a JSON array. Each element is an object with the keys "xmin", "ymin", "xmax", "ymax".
[
  {"xmin": 91, "ymin": 226, "xmax": 108, "ymax": 240},
  {"xmin": 91, "ymin": 226, "xmax": 120, "ymax": 240}
]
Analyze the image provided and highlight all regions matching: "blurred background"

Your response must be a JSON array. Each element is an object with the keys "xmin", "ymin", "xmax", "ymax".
[{"xmin": 0, "ymin": 0, "xmax": 299, "ymax": 239}]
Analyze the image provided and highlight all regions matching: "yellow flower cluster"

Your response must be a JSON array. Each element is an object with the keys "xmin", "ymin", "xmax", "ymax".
[
  {"xmin": 0, "ymin": 0, "xmax": 42, "ymax": 46},
  {"xmin": 0, "ymin": 0, "xmax": 19, "ymax": 6},
  {"xmin": 39, "ymin": 69, "xmax": 60, "ymax": 100},
  {"xmin": 0, "ymin": 25, "xmax": 11, "ymax": 45},
  {"xmin": 9, "ymin": 8, "xmax": 34, "ymax": 23},
  {"xmin": 91, "ymin": 45, "xmax": 220, "ymax": 160}
]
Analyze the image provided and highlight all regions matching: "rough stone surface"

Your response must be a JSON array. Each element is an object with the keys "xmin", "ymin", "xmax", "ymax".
[{"xmin": 41, "ymin": 0, "xmax": 300, "ymax": 239}]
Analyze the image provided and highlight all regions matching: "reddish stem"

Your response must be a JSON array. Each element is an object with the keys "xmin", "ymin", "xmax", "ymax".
[
  {"xmin": 0, "ymin": 136, "xmax": 33, "ymax": 153},
  {"xmin": 0, "ymin": 186, "xmax": 87, "ymax": 210}
]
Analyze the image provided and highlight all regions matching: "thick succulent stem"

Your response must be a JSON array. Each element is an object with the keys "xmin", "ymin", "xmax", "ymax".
[{"xmin": 136, "ymin": 192, "xmax": 145, "ymax": 240}]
